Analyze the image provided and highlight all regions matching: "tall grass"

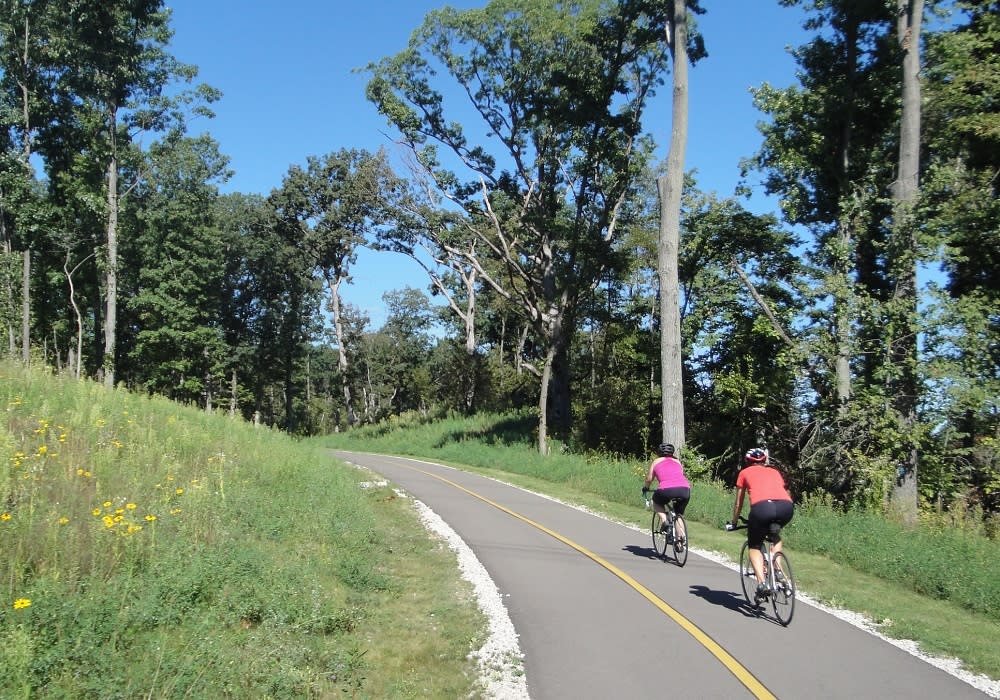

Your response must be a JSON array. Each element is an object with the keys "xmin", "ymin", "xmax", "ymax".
[
  {"xmin": 322, "ymin": 409, "xmax": 1000, "ymax": 623},
  {"xmin": 0, "ymin": 363, "xmax": 484, "ymax": 698}
]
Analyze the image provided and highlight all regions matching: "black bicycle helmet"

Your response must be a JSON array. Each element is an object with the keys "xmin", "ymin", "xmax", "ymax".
[
  {"xmin": 657, "ymin": 443, "xmax": 675, "ymax": 457},
  {"xmin": 745, "ymin": 448, "xmax": 767, "ymax": 464}
]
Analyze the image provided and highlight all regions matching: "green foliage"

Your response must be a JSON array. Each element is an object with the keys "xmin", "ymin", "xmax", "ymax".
[{"xmin": 572, "ymin": 374, "xmax": 651, "ymax": 456}]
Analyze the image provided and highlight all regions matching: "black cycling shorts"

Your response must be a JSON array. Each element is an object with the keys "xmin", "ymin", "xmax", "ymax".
[
  {"xmin": 653, "ymin": 486, "xmax": 690, "ymax": 515},
  {"xmin": 747, "ymin": 499, "xmax": 794, "ymax": 548}
]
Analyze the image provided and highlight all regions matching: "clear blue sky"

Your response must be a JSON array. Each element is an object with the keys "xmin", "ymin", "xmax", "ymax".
[{"xmin": 165, "ymin": 1, "xmax": 810, "ymax": 328}]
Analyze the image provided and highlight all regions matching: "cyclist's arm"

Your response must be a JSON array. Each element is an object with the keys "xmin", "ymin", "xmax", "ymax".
[
  {"xmin": 643, "ymin": 463, "xmax": 656, "ymax": 490},
  {"xmin": 730, "ymin": 485, "xmax": 747, "ymax": 527}
]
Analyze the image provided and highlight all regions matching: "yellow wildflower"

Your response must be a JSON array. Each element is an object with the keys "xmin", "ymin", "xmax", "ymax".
[
  {"xmin": 144, "ymin": 514, "xmax": 157, "ymax": 522},
  {"xmin": 13, "ymin": 598, "xmax": 31, "ymax": 609},
  {"xmin": 58, "ymin": 517, "xmax": 69, "ymax": 525},
  {"xmin": 92, "ymin": 508, "xmax": 101, "ymax": 517},
  {"xmin": 126, "ymin": 503, "xmax": 137, "ymax": 510},
  {"xmin": 1, "ymin": 513, "xmax": 11, "ymax": 522},
  {"xmin": 175, "ymin": 488, "xmax": 184, "ymax": 496}
]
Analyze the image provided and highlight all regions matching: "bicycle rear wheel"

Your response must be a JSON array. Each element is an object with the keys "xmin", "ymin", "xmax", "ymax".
[
  {"xmin": 651, "ymin": 512, "xmax": 668, "ymax": 558},
  {"xmin": 672, "ymin": 514, "xmax": 688, "ymax": 567},
  {"xmin": 738, "ymin": 541, "xmax": 756, "ymax": 606},
  {"xmin": 770, "ymin": 551, "xmax": 796, "ymax": 626}
]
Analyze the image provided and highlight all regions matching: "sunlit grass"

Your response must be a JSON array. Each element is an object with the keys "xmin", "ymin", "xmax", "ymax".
[{"xmin": 0, "ymin": 363, "xmax": 486, "ymax": 698}]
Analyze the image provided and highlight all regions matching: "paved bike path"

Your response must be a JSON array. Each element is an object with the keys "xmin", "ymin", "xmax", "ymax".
[{"xmin": 334, "ymin": 451, "xmax": 990, "ymax": 699}]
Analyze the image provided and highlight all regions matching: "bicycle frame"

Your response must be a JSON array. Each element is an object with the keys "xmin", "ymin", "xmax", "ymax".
[
  {"xmin": 647, "ymin": 496, "xmax": 688, "ymax": 567},
  {"xmin": 731, "ymin": 519, "xmax": 795, "ymax": 626}
]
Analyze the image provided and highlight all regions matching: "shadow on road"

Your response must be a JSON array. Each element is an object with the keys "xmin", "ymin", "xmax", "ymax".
[
  {"xmin": 622, "ymin": 544, "xmax": 663, "ymax": 561},
  {"xmin": 688, "ymin": 584, "xmax": 759, "ymax": 618}
]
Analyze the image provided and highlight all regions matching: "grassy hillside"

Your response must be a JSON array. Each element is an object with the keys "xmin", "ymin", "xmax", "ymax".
[
  {"xmin": 319, "ymin": 410, "xmax": 1000, "ymax": 683},
  {"xmin": 0, "ymin": 363, "xmax": 485, "ymax": 698}
]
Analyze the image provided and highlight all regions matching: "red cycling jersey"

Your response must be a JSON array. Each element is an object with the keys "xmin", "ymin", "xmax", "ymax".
[{"xmin": 735, "ymin": 465, "xmax": 790, "ymax": 505}]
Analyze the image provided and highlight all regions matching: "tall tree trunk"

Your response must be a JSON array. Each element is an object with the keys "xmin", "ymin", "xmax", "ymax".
[
  {"xmin": 15, "ymin": 13, "xmax": 34, "ymax": 366},
  {"xmin": 537, "ymin": 345, "xmax": 556, "ymax": 456},
  {"xmin": 834, "ymin": 18, "xmax": 861, "ymax": 416},
  {"xmin": 20, "ymin": 250, "xmax": 29, "ymax": 363},
  {"xmin": 229, "ymin": 369, "xmax": 239, "ymax": 416},
  {"xmin": 327, "ymin": 275, "xmax": 357, "ymax": 427},
  {"xmin": 657, "ymin": 0, "xmax": 689, "ymax": 450},
  {"xmin": 103, "ymin": 118, "xmax": 119, "ymax": 388},
  {"xmin": 888, "ymin": 0, "xmax": 924, "ymax": 524},
  {"xmin": 64, "ymin": 255, "xmax": 86, "ymax": 379}
]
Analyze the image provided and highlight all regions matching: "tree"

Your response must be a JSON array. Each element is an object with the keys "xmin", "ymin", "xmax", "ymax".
[
  {"xmin": 746, "ymin": 0, "xmax": 905, "ymax": 501},
  {"xmin": 885, "ymin": 0, "xmax": 924, "ymax": 523},
  {"xmin": 214, "ymin": 192, "xmax": 287, "ymax": 421},
  {"xmin": 657, "ymin": 0, "xmax": 705, "ymax": 451},
  {"xmin": 123, "ymin": 132, "xmax": 231, "ymax": 404},
  {"xmin": 920, "ymin": 1, "xmax": 1000, "ymax": 513},
  {"xmin": 46, "ymin": 0, "xmax": 218, "ymax": 387},
  {"xmin": 367, "ymin": 0, "xmax": 667, "ymax": 453},
  {"xmin": 269, "ymin": 149, "xmax": 394, "ymax": 429},
  {"xmin": 0, "ymin": 0, "xmax": 60, "ymax": 363}
]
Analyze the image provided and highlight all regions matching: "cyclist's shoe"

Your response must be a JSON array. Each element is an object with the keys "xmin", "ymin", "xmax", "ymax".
[
  {"xmin": 756, "ymin": 583, "xmax": 770, "ymax": 600},
  {"xmin": 674, "ymin": 536, "xmax": 685, "ymax": 550}
]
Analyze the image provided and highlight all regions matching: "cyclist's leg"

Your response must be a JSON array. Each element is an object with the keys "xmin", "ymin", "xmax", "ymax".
[
  {"xmin": 670, "ymin": 488, "xmax": 690, "ymax": 542},
  {"xmin": 768, "ymin": 501, "xmax": 794, "ymax": 568},
  {"xmin": 651, "ymin": 490, "xmax": 669, "ymax": 530},
  {"xmin": 746, "ymin": 504, "xmax": 770, "ymax": 584},
  {"xmin": 673, "ymin": 505, "xmax": 685, "ymax": 542}
]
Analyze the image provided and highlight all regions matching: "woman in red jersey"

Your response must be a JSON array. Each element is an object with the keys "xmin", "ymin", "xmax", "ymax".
[{"xmin": 729, "ymin": 448, "xmax": 794, "ymax": 598}]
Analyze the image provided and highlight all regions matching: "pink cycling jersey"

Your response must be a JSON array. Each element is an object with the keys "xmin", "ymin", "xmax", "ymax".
[{"xmin": 651, "ymin": 456, "xmax": 690, "ymax": 489}]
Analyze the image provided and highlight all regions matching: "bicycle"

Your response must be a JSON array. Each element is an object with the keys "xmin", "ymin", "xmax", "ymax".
[
  {"xmin": 644, "ymin": 490, "xmax": 688, "ymax": 567},
  {"xmin": 726, "ymin": 517, "xmax": 795, "ymax": 625}
]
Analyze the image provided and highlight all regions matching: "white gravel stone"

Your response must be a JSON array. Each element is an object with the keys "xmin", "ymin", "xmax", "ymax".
[{"xmin": 412, "ymin": 497, "xmax": 529, "ymax": 700}]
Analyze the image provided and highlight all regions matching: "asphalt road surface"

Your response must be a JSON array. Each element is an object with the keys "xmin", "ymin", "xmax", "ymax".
[{"xmin": 333, "ymin": 451, "xmax": 991, "ymax": 699}]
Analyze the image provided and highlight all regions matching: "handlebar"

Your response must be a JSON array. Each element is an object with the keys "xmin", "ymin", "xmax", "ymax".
[{"xmin": 724, "ymin": 517, "xmax": 748, "ymax": 531}]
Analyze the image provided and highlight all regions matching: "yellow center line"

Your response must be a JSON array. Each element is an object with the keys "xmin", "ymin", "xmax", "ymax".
[{"xmin": 398, "ymin": 459, "xmax": 777, "ymax": 700}]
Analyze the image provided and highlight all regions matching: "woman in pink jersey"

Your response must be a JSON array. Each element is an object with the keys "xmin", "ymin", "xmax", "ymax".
[
  {"xmin": 643, "ymin": 443, "xmax": 690, "ymax": 545},
  {"xmin": 729, "ymin": 448, "xmax": 794, "ymax": 598}
]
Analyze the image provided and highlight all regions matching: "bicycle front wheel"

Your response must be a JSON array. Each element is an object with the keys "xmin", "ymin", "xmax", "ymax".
[
  {"xmin": 770, "ymin": 551, "xmax": 796, "ymax": 626},
  {"xmin": 651, "ymin": 512, "xmax": 668, "ymax": 558},
  {"xmin": 738, "ymin": 541, "xmax": 756, "ymax": 605},
  {"xmin": 672, "ymin": 515, "xmax": 688, "ymax": 567}
]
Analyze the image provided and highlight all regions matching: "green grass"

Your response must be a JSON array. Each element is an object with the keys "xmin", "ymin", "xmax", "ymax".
[
  {"xmin": 0, "ymin": 362, "xmax": 487, "ymax": 699},
  {"xmin": 318, "ymin": 409, "xmax": 1000, "ymax": 683}
]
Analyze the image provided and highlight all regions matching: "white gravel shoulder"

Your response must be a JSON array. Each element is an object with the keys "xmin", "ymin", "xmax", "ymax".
[
  {"xmin": 356, "ymin": 470, "xmax": 528, "ymax": 699},
  {"xmin": 411, "ymin": 494, "xmax": 529, "ymax": 700}
]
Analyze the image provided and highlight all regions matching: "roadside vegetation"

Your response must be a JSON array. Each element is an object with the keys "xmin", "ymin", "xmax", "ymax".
[
  {"xmin": 320, "ymin": 409, "xmax": 1000, "ymax": 682},
  {"xmin": 0, "ymin": 362, "xmax": 486, "ymax": 699},
  {"xmin": 3, "ymin": 360, "xmax": 999, "ymax": 696}
]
